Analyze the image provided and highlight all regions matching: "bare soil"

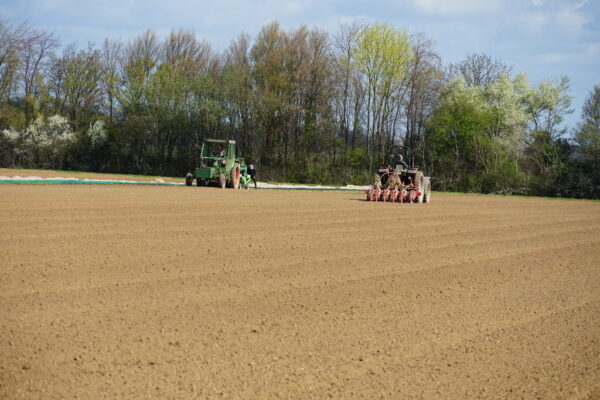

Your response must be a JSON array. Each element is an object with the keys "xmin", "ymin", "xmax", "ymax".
[{"xmin": 1, "ymin": 183, "xmax": 599, "ymax": 399}]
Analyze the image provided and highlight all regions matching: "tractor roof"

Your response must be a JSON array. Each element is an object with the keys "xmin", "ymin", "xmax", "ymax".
[{"xmin": 204, "ymin": 138, "xmax": 236, "ymax": 144}]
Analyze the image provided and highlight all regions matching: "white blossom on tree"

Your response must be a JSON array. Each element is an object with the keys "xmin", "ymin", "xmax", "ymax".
[
  {"xmin": 87, "ymin": 120, "xmax": 107, "ymax": 147},
  {"xmin": 1, "ymin": 115, "xmax": 75, "ymax": 167}
]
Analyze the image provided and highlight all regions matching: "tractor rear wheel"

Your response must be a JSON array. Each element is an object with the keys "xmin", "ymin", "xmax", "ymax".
[
  {"xmin": 219, "ymin": 173, "xmax": 227, "ymax": 189},
  {"xmin": 185, "ymin": 173, "xmax": 193, "ymax": 186},
  {"xmin": 415, "ymin": 171, "xmax": 425, "ymax": 203},
  {"xmin": 229, "ymin": 163, "xmax": 240, "ymax": 189},
  {"xmin": 423, "ymin": 178, "xmax": 431, "ymax": 203}
]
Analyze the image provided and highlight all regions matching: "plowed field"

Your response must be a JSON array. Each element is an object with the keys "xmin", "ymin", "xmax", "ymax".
[{"xmin": 1, "ymin": 184, "xmax": 599, "ymax": 399}]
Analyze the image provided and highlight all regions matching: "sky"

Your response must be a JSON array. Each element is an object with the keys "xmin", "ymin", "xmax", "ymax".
[{"xmin": 1, "ymin": 0, "xmax": 599, "ymax": 130}]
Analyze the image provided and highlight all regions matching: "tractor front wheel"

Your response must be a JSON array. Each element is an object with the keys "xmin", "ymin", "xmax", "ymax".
[
  {"xmin": 229, "ymin": 163, "xmax": 240, "ymax": 189},
  {"xmin": 219, "ymin": 173, "xmax": 227, "ymax": 189}
]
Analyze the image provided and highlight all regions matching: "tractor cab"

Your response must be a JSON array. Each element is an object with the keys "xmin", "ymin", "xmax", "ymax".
[{"xmin": 200, "ymin": 139, "xmax": 236, "ymax": 166}]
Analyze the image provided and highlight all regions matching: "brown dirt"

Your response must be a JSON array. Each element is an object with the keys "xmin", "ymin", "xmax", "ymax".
[{"xmin": 1, "ymin": 184, "xmax": 599, "ymax": 399}]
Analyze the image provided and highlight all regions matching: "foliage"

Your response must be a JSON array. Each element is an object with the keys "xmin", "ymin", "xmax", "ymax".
[
  {"xmin": 2, "ymin": 114, "xmax": 75, "ymax": 168},
  {"xmin": 428, "ymin": 73, "xmax": 574, "ymax": 195}
]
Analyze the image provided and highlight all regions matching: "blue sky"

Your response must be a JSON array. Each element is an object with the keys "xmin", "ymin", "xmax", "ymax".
[{"xmin": 1, "ymin": 0, "xmax": 598, "ymax": 130}]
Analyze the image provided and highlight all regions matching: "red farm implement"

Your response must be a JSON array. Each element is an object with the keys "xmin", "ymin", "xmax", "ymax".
[{"xmin": 365, "ymin": 166, "xmax": 431, "ymax": 203}]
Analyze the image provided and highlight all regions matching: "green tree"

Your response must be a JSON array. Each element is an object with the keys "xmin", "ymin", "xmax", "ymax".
[
  {"xmin": 522, "ymin": 76, "xmax": 573, "ymax": 195},
  {"xmin": 352, "ymin": 23, "xmax": 413, "ymax": 164},
  {"xmin": 428, "ymin": 80, "xmax": 492, "ymax": 191}
]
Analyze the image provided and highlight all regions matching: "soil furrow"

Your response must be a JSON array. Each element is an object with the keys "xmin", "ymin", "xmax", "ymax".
[{"xmin": 1, "ymin": 184, "xmax": 599, "ymax": 399}]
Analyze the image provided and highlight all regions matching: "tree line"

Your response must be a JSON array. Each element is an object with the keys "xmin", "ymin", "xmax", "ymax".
[{"xmin": 1, "ymin": 17, "xmax": 598, "ymax": 198}]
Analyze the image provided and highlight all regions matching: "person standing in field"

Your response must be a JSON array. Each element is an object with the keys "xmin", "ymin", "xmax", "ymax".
[{"xmin": 248, "ymin": 163, "xmax": 257, "ymax": 189}]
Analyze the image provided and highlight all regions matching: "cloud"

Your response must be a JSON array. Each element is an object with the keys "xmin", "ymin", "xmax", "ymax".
[
  {"xmin": 519, "ymin": 12, "xmax": 549, "ymax": 33},
  {"xmin": 531, "ymin": 0, "xmax": 544, "ymax": 6},
  {"xmin": 279, "ymin": 0, "xmax": 312, "ymax": 14},
  {"xmin": 514, "ymin": 0, "xmax": 592, "ymax": 37},
  {"xmin": 573, "ymin": 0, "xmax": 589, "ymax": 10},
  {"xmin": 318, "ymin": 14, "xmax": 372, "ymax": 34},
  {"xmin": 0, "ymin": 6, "xmax": 15, "ymax": 18},
  {"xmin": 409, "ymin": 0, "xmax": 502, "ymax": 15},
  {"xmin": 538, "ymin": 52, "xmax": 569, "ymax": 64},
  {"xmin": 555, "ymin": 6, "xmax": 590, "ymax": 33},
  {"xmin": 588, "ymin": 43, "xmax": 600, "ymax": 54}
]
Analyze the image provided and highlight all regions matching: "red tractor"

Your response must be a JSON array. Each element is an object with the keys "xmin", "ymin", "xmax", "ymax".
[{"xmin": 366, "ymin": 165, "xmax": 431, "ymax": 203}]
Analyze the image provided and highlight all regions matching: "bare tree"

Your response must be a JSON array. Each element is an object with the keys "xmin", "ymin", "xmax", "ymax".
[
  {"xmin": 332, "ymin": 21, "xmax": 362, "ymax": 150},
  {"xmin": 19, "ymin": 29, "xmax": 57, "ymax": 119},
  {"xmin": 250, "ymin": 21, "xmax": 287, "ymax": 168},
  {"xmin": 0, "ymin": 18, "xmax": 31, "ymax": 101},
  {"xmin": 48, "ymin": 52, "xmax": 66, "ymax": 114},
  {"xmin": 162, "ymin": 29, "xmax": 212, "ymax": 76},
  {"xmin": 100, "ymin": 38, "xmax": 123, "ymax": 124},
  {"xmin": 52, "ymin": 43, "xmax": 103, "ymax": 125},
  {"xmin": 449, "ymin": 52, "xmax": 511, "ymax": 87},
  {"xmin": 403, "ymin": 33, "xmax": 443, "ymax": 166},
  {"xmin": 223, "ymin": 32, "xmax": 254, "ymax": 155},
  {"xmin": 575, "ymin": 85, "xmax": 600, "ymax": 164},
  {"xmin": 119, "ymin": 30, "xmax": 159, "ymax": 114}
]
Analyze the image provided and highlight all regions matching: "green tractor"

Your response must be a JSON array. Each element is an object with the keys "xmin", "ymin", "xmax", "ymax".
[{"xmin": 186, "ymin": 139, "xmax": 253, "ymax": 189}]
